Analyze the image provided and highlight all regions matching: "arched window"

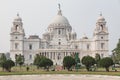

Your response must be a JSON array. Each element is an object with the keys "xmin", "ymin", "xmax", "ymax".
[
  {"xmin": 101, "ymin": 25, "xmax": 103, "ymax": 30},
  {"xmin": 15, "ymin": 25, "xmax": 18, "ymax": 30}
]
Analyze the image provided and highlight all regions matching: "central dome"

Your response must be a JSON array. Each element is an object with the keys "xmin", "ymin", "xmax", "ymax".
[
  {"xmin": 48, "ymin": 10, "xmax": 71, "ymax": 29},
  {"xmin": 48, "ymin": 4, "xmax": 72, "ymax": 30},
  {"xmin": 50, "ymin": 14, "xmax": 70, "ymax": 25}
]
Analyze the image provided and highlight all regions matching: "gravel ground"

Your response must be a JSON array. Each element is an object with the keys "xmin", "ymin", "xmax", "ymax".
[{"xmin": 0, "ymin": 74, "xmax": 120, "ymax": 80}]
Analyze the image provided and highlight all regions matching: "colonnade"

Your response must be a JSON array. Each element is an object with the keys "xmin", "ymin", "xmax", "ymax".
[{"xmin": 38, "ymin": 51, "xmax": 79, "ymax": 65}]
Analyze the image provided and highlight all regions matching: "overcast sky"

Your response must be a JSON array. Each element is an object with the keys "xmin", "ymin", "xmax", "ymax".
[{"xmin": 0, "ymin": 0, "xmax": 120, "ymax": 54}]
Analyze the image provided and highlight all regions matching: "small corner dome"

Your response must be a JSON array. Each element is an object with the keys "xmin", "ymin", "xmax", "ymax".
[
  {"xmin": 82, "ymin": 34, "xmax": 88, "ymax": 39},
  {"xmin": 82, "ymin": 36, "xmax": 88, "ymax": 39},
  {"xmin": 43, "ymin": 32, "xmax": 49, "ymax": 36},
  {"xmin": 14, "ymin": 13, "xmax": 22, "ymax": 21},
  {"xmin": 72, "ymin": 32, "xmax": 76, "ymax": 35}
]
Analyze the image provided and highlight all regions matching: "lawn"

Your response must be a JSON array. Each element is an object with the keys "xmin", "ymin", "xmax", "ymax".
[{"xmin": 0, "ymin": 66, "xmax": 120, "ymax": 76}]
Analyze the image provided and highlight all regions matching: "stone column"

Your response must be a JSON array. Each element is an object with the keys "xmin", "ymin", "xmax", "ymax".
[{"xmin": 49, "ymin": 52, "xmax": 50, "ymax": 59}]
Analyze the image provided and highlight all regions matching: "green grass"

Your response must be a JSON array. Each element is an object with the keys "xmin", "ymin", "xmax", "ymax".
[{"xmin": 0, "ymin": 66, "xmax": 120, "ymax": 76}]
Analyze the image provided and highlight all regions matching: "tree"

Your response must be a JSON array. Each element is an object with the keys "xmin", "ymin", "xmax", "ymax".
[
  {"xmin": 33, "ymin": 54, "xmax": 43, "ymax": 69},
  {"xmin": 81, "ymin": 56, "xmax": 96, "ymax": 71},
  {"xmin": 63, "ymin": 56, "xmax": 75, "ymax": 71},
  {"xmin": 33, "ymin": 54, "xmax": 53, "ymax": 71},
  {"xmin": 4, "ymin": 59, "xmax": 15, "ymax": 72},
  {"xmin": 39, "ymin": 58, "xmax": 53, "ymax": 71},
  {"xmin": 99, "ymin": 57, "xmax": 113, "ymax": 72},
  {"xmin": 95, "ymin": 53, "xmax": 101, "ymax": 67},
  {"xmin": 111, "ymin": 53, "xmax": 118, "ymax": 67},
  {"xmin": 15, "ymin": 54, "xmax": 24, "ymax": 68},
  {"xmin": 0, "ymin": 53, "xmax": 7, "ymax": 71},
  {"xmin": 112, "ymin": 39, "xmax": 120, "ymax": 63}
]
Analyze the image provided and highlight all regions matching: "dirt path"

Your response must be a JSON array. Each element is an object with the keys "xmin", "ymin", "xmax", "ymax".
[{"xmin": 0, "ymin": 74, "xmax": 120, "ymax": 80}]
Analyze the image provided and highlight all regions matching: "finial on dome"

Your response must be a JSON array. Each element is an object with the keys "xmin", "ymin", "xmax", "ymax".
[
  {"xmin": 100, "ymin": 11, "xmax": 102, "ymax": 16},
  {"xmin": 58, "ymin": 3, "xmax": 61, "ymax": 10},
  {"xmin": 83, "ymin": 33, "xmax": 86, "ymax": 36},
  {"xmin": 57, "ymin": 3, "xmax": 62, "ymax": 15},
  {"xmin": 14, "ymin": 13, "xmax": 22, "ymax": 21},
  {"xmin": 17, "ymin": 13, "xmax": 19, "ymax": 16}
]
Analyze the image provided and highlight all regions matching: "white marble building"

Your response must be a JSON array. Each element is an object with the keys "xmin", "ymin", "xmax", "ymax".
[{"xmin": 10, "ymin": 5, "xmax": 109, "ymax": 65}]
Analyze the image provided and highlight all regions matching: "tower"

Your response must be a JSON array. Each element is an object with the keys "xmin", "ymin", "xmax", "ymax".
[
  {"xmin": 10, "ymin": 13, "xmax": 25, "ymax": 61},
  {"xmin": 93, "ymin": 13, "xmax": 109, "ymax": 57},
  {"xmin": 47, "ymin": 4, "xmax": 72, "ymax": 49}
]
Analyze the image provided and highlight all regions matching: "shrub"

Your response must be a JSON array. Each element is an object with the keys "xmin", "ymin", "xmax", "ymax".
[
  {"xmin": 99, "ymin": 57, "xmax": 113, "ymax": 72},
  {"xmin": 81, "ymin": 56, "xmax": 95, "ymax": 71},
  {"xmin": 63, "ymin": 56, "xmax": 75, "ymax": 71}
]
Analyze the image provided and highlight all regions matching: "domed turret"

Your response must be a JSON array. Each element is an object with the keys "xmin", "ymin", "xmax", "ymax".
[
  {"xmin": 14, "ymin": 13, "xmax": 22, "ymax": 22},
  {"xmin": 71, "ymin": 32, "xmax": 77, "ymax": 40},
  {"xmin": 11, "ymin": 13, "xmax": 24, "ymax": 34},
  {"xmin": 93, "ymin": 13, "xmax": 108, "ymax": 36},
  {"xmin": 97, "ymin": 13, "xmax": 105, "ymax": 22},
  {"xmin": 82, "ymin": 34, "xmax": 88, "ymax": 39}
]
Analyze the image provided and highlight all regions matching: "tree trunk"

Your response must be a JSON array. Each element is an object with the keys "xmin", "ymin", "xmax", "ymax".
[
  {"xmin": 86, "ymin": 67, "xmax": 89, "ymax": 71},
  {"xmin": 46, "ymin": 67, "xmax": 49, "ymax": 71},
  {"xmin": 67, "ymin": 67, "xmax": 70, "ymax": 71},
  {"xmin": 20, "ymin": 65, "xmax": 21, "ymax": 70},
  {"xmin": 106, "ymin": 67, "xmax": 109, "ymax": 72},
  {"xmin": 2, "ymin": 67, "xmax": 4, "ymax": 71},
  {"xmin": 37, "ymin": 66, "xmax": 39, "ymax": 69}
]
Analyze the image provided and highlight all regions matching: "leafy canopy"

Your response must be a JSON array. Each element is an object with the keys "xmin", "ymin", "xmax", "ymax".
[
  {"xmin": 34, "ymin": 54, "xmax": 53, "ymax": 70},
  {"xmin": 82, "ymin": 56, "xmax": 95, "ymax": 71},
  {"xmin": 112, "ymin": 39, "xmax": 120, "ymax": 63},
  {"xmin": 99, "ymin": 57, "xmax": 113, "ymax": 72},
  {"xmin": 15, "ymin": 54, "xmax": 24, "ymax": 66},
  {"xmin": 0, "ymin": 53, "xmax": 7, "ymax": 69},
  {"xmin": 63, "ymin": 56, "xmax": 75, "ymax": 71}
]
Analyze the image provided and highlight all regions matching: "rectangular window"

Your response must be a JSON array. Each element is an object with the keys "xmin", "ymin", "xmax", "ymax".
[
  {"xmin": 29, "ymin": 44, "xmax": 32, "ymax": 50},
  {"xmin": 58, "ymin": 29, "xmax": 61, "ymax": 34},
  {"xmin": 58, "ymin": 42, "xmax": 61, "ymax": 45},
  {"xmin": 101, "ymin": 54, "xmax": 104, "ymax": 58},
  {"xmin": 87, "ymin": 44, "xmax": 90, "ymax": 50},
  {"xmin": 101, "ymin": 43, "xmax": 104, "ymax": 49},
  {"xmin": 29, "ymin": 55, "xmax": 32, "ymax": 59},
  {"xmin": 15, "ymin": 43, "xmax": 19, "ymax": 49},
  {"xmin": 75, "ymin": 46, "xmax": 78, "ymax": 49}
]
